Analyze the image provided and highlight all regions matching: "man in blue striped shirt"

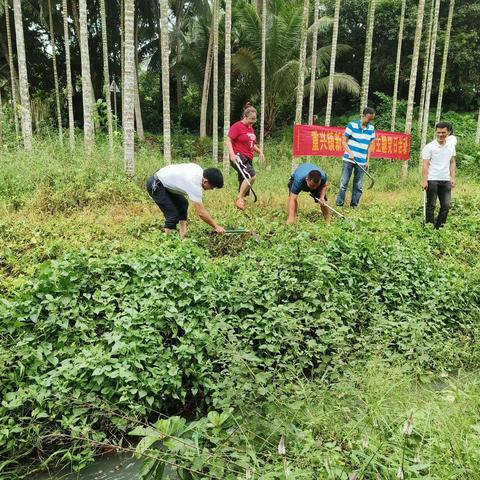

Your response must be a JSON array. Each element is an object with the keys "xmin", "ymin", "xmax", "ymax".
[{"xmin": 336, "ymin": 107, "xmax": 376, "ymax": 208}]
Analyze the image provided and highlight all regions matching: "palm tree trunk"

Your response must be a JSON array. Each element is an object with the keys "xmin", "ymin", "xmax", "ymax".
[
  {"xmin": 121, "ymin": 0, "xmax": 125, "ymax": 124},
  {"xmin": 325, "ymin": 0, "xmax": 341, "ymax": 126},
  {"xmin": 476, "ymin": 108, "xmax": 480, "ymax": 145},
  {"xmin": 420, "ymin": 0, "xmax": 440, "ymax": 157},
  {"xmin": 123, "ymin": 0, "xmax": 135, "ymax": 175},
  {"xmin": 223, "ymin": 0, "xmax": 232, "ymax": 172},
  {"xmin": 159, "ymin": 0, "xmax": 172, "ymax": 164},
  {"xmin": 71, "ymin": 0, "xmax": 81, "ymax": 40},
  {"xmin": 12, "ymin": 0, "xmax": 33, "ymax": 151},
  {"xmin": 4, "ymin": 1, "xmax": 19, "ymax": 136},
  {"xmin": 292, "ymin": 0, "xmax": 310, "ymax": 171},
  {"xmin": 0, "ymin": 88, "xmax": 3, "ymax": 145},
  {"xmin": 175, "ymin": 0, "xmax": 184, "ymax": 109},
  {"xmin": 308, "ymin": 0, "xmax": 320, "ymax": 125},
  {"xmin": 391, "ymin": 0, "xmax": 406, "ymax": 131},
  {"xmin": 402, "ymin": 0, "xmax": 426, "ymax": 177},
  {"xmin": 360, "ymin": 0, "xmax": 376, "ymax": 112},
  {"xmin": 259, "ymin": 0, "xmax": 266, "ymax": 151},
  {"xmin": 134, "ymin": 23, "xmax": 145, "ymax": 141},
  {"xmin": 62, "ymin": 0, "xmax": 75, "ymax": 149},
  {"xmin": 79, "ymin": 0, "xmax": 95, "ymax": 152},
  {"xmin": 417, "ymin": 0, "xmax": 434, "ymax": 138},
  {"xmin": 212, "ymin": 0, "xmax": 219, "ymax": 163},
  {"xmin": 200, "ymin": 27, "xmax": 214, "ymax": 138},
  {"xmin": 100, "ymin": 0, "xmax": 114, "ymax": 151},
  {"xmin": 48, "ymin": 0, "xmax": 63, "ymax": 145},
  {"xmin": 435, "ymin": 0, "xmax": 455, "ymax": 124}
]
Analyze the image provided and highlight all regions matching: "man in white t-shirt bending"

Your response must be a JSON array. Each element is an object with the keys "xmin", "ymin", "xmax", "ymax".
[
  {"xmin": 146, "ymin": 163, "xmax": 225, "ymax": 239},
  {"xmin": 421, "ymin": 122, "xmax": 456, "ymax": 229}
]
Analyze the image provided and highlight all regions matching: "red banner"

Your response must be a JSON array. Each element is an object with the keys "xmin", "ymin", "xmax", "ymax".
[{"xmin": 292, "ymin": 125, "xmax": 411, "ymax": 160}]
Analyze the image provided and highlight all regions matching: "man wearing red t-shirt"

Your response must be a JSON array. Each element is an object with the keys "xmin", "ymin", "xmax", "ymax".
[{"xmin": 226, "ymin": 105, "xmax": 266, "ymax": 210}]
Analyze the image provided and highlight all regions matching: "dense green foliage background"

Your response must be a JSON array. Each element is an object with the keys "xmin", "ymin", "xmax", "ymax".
[{"xmin": 1, "ymin": 0, "xmax": 479, "ymax": 133}]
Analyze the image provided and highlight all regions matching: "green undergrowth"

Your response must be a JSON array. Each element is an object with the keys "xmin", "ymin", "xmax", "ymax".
[
  {"xmin": 1, "ymin": 214, "xmax": 480, "ymax": 476},
  {"xmin": 133, "ymin": 363, "xmax": 480, "ymax": 479}
]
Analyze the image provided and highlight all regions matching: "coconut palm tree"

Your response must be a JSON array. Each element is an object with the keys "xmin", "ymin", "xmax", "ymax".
[
  {"xmin": 159, "ymin": 0, "xmax": 171, "ymax": 164},
  {"xmin": 47, "ymin": 0, "xmax": 63, "ymax": 144},
  {"xmin": 308, "ymin": 0, "xmax": 320, "ymax": 125},
  {"xmin": 403, "ymin": 0, "xmax": 426, "ymax": 177},
  {"xmin": 292, "ymin": 0, "xmax": 310, "ymax": 171},
  {"xmin": 79, "ymin": 0, "xmax": 94, "ymax": 152},
  {"xmin": 123, "ymin": 0, "xmax": 135, "ymax": 175},
  {"xmin": 391, "ymin": 0, "xmax": 406, "ymax": 131},
  {"xmin": 100, "ymin": 0, "xmax": 113, "ymax": 151},
  {"xmin": 325, "ymin": 0, "xmax": 341, "ymax": 126},
  {"xmin": 232, "ymin": 0, "xmax": 357, "ymax": 133},
  {"xmin": 4, "ymin": 1, "xmax": 19, "ymax": 136},
  {"xmin": 62, "ymin": 0, "xmax": 75, "ymax": 149},
  {"xmin": 435, "ymin": 0, "xmax": 455, "ymax": 124},
  {"xmin": 134, "ymin": 22, "xmax": 145, "ymax": 141},
  {"xmin": 259, "ymin": 0, "xmax": 266, "ymax": 150},
  {"xmin": 12, "ymin": 0, "xmax": 33, "ymax": 151},
  {"xmin": 200, "ymin": 27, "xmax": 213, "ymax": 139},
  {"xmin": 360, "ymin": 0, "xmax": 376, "ymax": 112},
  {"xmin": 476, "ymin": 108, "xmax": 480, "ymax": 145},
  {"xmin": 420, "ymin": 0, "xmax": 440, "ymax": 155},
  {"xmin": 417, "ymin": 0, "xmax": 434, "ymax": 137},
  {"xmin": 212, "ymin": 0, "xmax": 219, "ymax": 163},
  {"xmin": 223, "ymin": 0, "xmax": 232, "ymax": 172}
]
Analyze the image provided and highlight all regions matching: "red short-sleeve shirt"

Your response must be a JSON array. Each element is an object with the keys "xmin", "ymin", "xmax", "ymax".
[{"xmin": 228, "ymin": 121, "xmax": 256, "ymax": 160}]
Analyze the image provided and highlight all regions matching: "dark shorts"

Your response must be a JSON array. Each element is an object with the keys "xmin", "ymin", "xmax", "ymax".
[
  {"xmin": 146, "ymin": 175, "xmax": 188, "ymax": 229},
  {"xmin": 230, "ymin": 154, "xmax": 256, "ymax": 191}
]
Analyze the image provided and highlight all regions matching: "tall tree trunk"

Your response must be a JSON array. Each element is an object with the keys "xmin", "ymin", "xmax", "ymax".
[
  {"xmin": 292, "ymin": 0, "xmax": 310, "ymax": 171},
  {"xmin": 159, "ymin": 0, "xmax": 172, "ymax": 164},
  {"xmin": 71, "ymin": 0, "xmax": 81, "ymax": 40},
  {"xmin": 212, "ymin": 0, "xmax": 219, "ymax": 163},
  {"xmin": 418, "ymin": 0, "xmax": 434, "ymax": 138},
  {"xmin": 308, "ymin": 0, "xmax": 320, "ymax": 125},
  {"xmin": 259, "ymin": 0, "xmax": 266, "ymax": 151},
  {"xmin": 476, "ymin": 108, "xmax": 480, "ymax": 145},
  {"xmin": 79, "ymin": 0, "xmax": 94, "ymax": 152},
  {"xmin": 62, "ymin": 0, "xmax": 75, "ymax": 149},
  {"xmin": 0, "ymin": 88, "xmax": 3, "ymax": 146},
  {"xmin": 121, "ymin": 0, "xmax": 125, "ymax": 124},
  {"xmin": 435, "ymin": 0, "xmax": 455, "ymax": 124},
  {"xmin": 134, "ymin": 23, "xmax": 145, "ymax": 141},
  {"xmin": 100, "ymin": 0, "xmax": 114, "ymax": 151},
  {"xmin": 175, "ymin": 0, "xmax": 184, "ymax": 109},
  {"xmin": 420, "ymin": 0, "xmax": 440, "ymax": 157},
  {"xmin": 360, "ymin": 0, "xmax": 376, "ymax": 112},
  {"xmin": 391, "ymin": 0, "xmax": 406, "ymax": 131},
  {"xmin": 12, "ymin": 0, "xmax": 33, "ymax": 151},
  {"xmin": 402, "ymin": 0, "xmax": 426, "ymax": 177},
  {"xmin": 4, "ymin": 1, "xmax": 19, "ymax": 136},
  {"xmin": 200, "ymin": 27, "xmax": 214, "ymax": 138},
  {"xmin": 325, "ymin": 0, "xmax": 341, "ymax": 126},
  {"xmin": 123, "ymin": 0, "xmax": 135, "ymax": 175},
  {"xmin": 223, "ymin": 0, "xmax": 232, "ymax": 172},
  {"xmin": 48, "ymin": 0, "xmax": 63, "ymax": 144}
]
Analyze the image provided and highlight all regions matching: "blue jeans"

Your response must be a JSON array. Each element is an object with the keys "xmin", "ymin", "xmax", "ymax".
[{"xmin": 336, "ymin": 161, "xmax": 365, "ymax": 207}]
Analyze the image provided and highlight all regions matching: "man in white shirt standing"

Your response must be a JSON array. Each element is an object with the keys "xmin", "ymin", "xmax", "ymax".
[
  {"xmin": 421, "ymin": 122, "xmax": 456, "ymax": 229},
  {"xmin": 146, "ymin": 163, "xmax": 226, "ymax": 239}
]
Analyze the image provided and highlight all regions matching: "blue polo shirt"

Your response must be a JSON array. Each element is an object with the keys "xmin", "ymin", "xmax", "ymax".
[
  {"xmin": 289, "ymin": 163, "xmax": 327, "ymax": 195},
  {"xmin": 343, "ymin": 119, "xmax": 376, "ymax": 165}
]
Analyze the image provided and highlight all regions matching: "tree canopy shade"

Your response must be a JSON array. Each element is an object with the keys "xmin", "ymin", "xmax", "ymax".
[{"xmin": 0, "ymin": 0, "xmax": 478, "ymax": 137}]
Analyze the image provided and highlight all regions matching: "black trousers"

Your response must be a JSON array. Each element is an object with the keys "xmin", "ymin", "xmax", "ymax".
[
  {"xmin": 426, "ymin": 180, "xmax": 451, "ymax": 229},
  {"xmin": 146, "ymin": 176, "xmax": 188, "ymax": 229}
]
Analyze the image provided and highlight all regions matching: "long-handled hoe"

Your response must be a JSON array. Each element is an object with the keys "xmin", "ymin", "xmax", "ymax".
[
  {"xmin": 313, "ymin": 197, "xmax": 345, "ymax": 219},
  {"xmin": 352, "ymin": 159, "xmax": 375, "ymax": 189}
]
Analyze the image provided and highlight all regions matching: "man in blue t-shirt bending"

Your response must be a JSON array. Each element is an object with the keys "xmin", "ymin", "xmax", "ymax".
[
  {"xmin": 336, "ymin": 107, "xmax": 376, "ymax": 208},
  {"xmin": 287, "ymin": 163, "xmax": 330, "ymax": 224}
]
